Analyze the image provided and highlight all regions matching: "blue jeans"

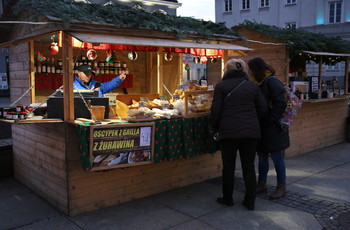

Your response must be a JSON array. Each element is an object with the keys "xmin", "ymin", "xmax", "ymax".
[{"xmin": 258, "ymin": 150, "xmax": 286, "ymax": 184}]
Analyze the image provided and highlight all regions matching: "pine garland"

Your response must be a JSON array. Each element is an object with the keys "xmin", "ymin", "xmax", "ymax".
[
  {"xmin": 12, "ymin": 0, "xmax": 242, "ymax": 41},
  {"xmin": 239, "ymin": 21, "xmax": 350, "ymax": 64}
]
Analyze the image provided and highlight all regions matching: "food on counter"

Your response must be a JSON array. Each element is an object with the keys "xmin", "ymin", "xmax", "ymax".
[{"xmin": 115, "ymin": 100, "xmax": 129, "ymax": 117}]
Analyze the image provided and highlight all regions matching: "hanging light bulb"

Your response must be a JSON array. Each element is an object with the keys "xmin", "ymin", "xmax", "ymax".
[
  {"xmin": 128, "ymin": 51, "xmax": 138, "ymax": 61},
  {"xmin": 164, "ymin": 52, "xmax": 173, "ymax": 61},
  {"xmin": 193, "ymin": 56, "xmax": 201, "ymax": 64}
]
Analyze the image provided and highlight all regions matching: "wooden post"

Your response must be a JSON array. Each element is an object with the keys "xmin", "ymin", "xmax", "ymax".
[
  {"xmin": 146, "ymin": 52, "xmax": 152, "ymax": 93},
  {"xmin": 61, "ymin": 32, "xmax": 74, "ymax": 121},
  {"xmin": 179, "ymin": 53, "xmax": 183, "ymax": 85},
  {"xmin": 157, "ymin": 48, "xmax": 164, "ymax": 95},
  {"xmin": 344, "ymin": 56, "xmax": 349, "ymax": 94},
  {"xmin": 221, "ymin": 50, "xmax": 228, "ymax": 76},
  {"xmin": 318, "ymin": 56, "xmax": 323, "ymax": 90},
  {"xmin": 29, "ymin": 40, "xmax": 35, "ymax": 103}
]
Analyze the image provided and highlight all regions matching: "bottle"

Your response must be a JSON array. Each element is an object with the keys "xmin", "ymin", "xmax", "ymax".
[
  {"xmin": 37, "ymin": 61, "xmax": 42, "ymax": 73},
  {"xmin": 41, "ymin": 60, "xmax": 47, "ymax": 73},
  {"xmin": 47, "ymin": 59, "xmax": 51, "ymax": 74},
  {"xmin": 51, "ymin": 58, "xmax": 56, "ymax": 74}
]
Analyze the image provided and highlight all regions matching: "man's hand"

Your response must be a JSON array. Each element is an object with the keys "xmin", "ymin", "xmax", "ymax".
[{"xmin": 119, "ymin": 72, "xmax": 126, "ymax": 81}]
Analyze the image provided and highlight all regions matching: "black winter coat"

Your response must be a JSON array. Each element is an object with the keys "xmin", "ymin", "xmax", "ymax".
[
  {"xmin": 259, "ymin": 76, "xmax": 290, "ymax": 152},
  {"xmin": 209, "ymin": 69, "xmax": 267, "ymax": 140}
]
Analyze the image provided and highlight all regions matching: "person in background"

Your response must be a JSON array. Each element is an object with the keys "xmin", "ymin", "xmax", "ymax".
[
  {"xmin": 247, "ymin": 57, "xmax": 290, "ymax": 199},
  {"xmin": 209, "ymin": 59, "xmax": 267, "ymax": 210},
  {"xmin": 73, "ymin": 64, "xmax": 126, "ymax": 97}
]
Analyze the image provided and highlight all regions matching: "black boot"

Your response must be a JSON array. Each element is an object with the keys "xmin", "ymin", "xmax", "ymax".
[
  {"xmin": 256, "ymin": 180, "xmax": 267, "ymax": 193},
  {"xmin": 216, "ymin": 197, "xmax": 234, "ymax": 207}
]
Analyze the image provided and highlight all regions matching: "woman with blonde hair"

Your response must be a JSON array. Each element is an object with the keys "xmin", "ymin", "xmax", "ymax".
[{"xmin": 209, "ymin": 58, "xmax": 267, "ymax": 210}]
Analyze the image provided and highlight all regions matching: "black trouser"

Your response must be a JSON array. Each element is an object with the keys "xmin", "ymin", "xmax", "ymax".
[{"xmin": 219, "ymin": 138, "xmax": 258, "ymax": 204}]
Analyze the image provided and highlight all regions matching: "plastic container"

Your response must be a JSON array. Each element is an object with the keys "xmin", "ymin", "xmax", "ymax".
[{"xmin": 91, "ymin": 106, "xmax": 105, "ymax": 121}]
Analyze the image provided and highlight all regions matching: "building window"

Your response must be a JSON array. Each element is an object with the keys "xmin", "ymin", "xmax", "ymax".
[
  {"xmin": 329, "ymin": 1, "xmax": 342, "ymax": 23},
  {"xmin": 327, "ymin": 62, "xmax": 341, "ymax": 70},
  {"xmin": 260, "ymin": 0, "xmax": 269, "ymax": 7},
  {"xmin": 242, "ymin": 0, "xmax": 250, "ymax": 10},
  {"xmin": 285, "ymin": 22, "xmax": 297, "ymax": 29},
  {"xmin": 286, "ymin": 0, "xmax": 296, "ymax": 5},
  {"xmin": 224, "ymin": 0, "xmax": 232, "ymax": 12}
]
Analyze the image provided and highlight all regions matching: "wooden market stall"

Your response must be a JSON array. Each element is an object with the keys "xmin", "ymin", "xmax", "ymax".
[
  {"xmin": 231, "ymin": 23, "xmax": 349, "ymax": 157},
  {"xmin": 0, "ymin": 1, "xmax": 252, "ymax": 215}
]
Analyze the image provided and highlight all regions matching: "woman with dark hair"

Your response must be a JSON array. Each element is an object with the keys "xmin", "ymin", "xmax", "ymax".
[
  {"xmin": 247, "ymin": 57, "xmax": 290, "ymax": 199},
  {"xmin": 210, "ymin": 59, "xmax": 267, "ymax": 210}
]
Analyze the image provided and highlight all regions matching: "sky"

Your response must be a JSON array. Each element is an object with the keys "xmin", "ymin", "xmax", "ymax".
[{"xmin": 177, "ymin": 0, "xmax": 215, "ymax": 22}]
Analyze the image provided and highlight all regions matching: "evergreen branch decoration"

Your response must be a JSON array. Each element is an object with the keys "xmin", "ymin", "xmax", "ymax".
[
  {"xmin": 12, "ymin": 0, "xmax": 242, "ymax": 41},
  {"xmin": 239, "ymin": 20, "xmax": 350, "ymax": 64}
]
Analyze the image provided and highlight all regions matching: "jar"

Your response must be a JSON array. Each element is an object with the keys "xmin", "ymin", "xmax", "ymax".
[
  {"xmin": 98, "ymin": 61, "xmax": 105, "ymax": 68},
  {"xmin": 19, "ymin": 112, "xmax": 27, "ymax": 120},
  {"xmin": 12, "ymin": 112, "xmax": 19, "ymax": 120},
  {"xmin": 57, "ymin": 59, "xmax": 63, "ymax": 67},
  {"xmin": 105, "ymin": 68, "xmax": 110, "ymax": 74},
  {"xmin": 115, "ymin": 61, "xmax": 121, "ymax": 68},
  {"xmin": 125, "ymin": 68, "xmax": 129, "ymax": 74},
  {"xmin": 6, "ymin": 111, "xmax": 14, "ymax": 120},
  {"xmin": 122, "ymin": 62, "xmax": 127, "ymax": 68},
  {"xmin": 16, "ymin": 105, "xmax": 24, "ymax": 112}
]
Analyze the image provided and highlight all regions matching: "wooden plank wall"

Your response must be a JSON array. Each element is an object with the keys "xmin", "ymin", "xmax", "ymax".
[
  {"xmin": 12, "ymin": 123, "xmax": 68, "ymax": 213},
  {"xmin": 8, "ymin": 43, "xmax": 31, "ymax": 105},
  {"xmin": 65, "ymin": 124, "xmax": 221, "ymax": 216},
  {"xmin": 286, "ymin": 98, "xmax": 348, "ymax": 157},
  {"xmin": 233, "ymin": 28, "xmax": 289, "ymax": 83}
]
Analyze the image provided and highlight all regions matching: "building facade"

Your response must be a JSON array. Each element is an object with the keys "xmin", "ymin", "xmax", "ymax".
[
  {"xmin": 89, "ymin": 0, "xmax": 181, "ymax": 15},
  {"xmin": 215, "ymin": 0, "xmax": 350, "ymax": 85}
]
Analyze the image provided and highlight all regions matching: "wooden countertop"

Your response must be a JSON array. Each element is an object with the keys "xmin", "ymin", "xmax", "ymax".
[{"xmin": 301, "ymin": 96, "xmax": 349, "ymax": 104}]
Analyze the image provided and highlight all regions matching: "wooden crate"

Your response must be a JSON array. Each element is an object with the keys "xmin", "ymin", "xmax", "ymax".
[{"xmin": 184, "ymin": 90, "xmax": 214, "ymax": 118}]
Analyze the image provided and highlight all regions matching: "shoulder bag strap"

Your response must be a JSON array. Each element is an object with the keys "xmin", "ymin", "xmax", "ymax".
[{"xmin": 223, "ymin": 79, "xmax": 246, "ymax": 104}]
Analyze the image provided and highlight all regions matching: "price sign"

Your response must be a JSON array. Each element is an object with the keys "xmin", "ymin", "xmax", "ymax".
[{"xmin": 89, "ymin": 123, "xmax": 155, "ymax": 171}]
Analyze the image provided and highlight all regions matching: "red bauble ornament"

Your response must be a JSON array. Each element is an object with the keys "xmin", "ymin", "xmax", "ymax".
[
  {"xmin": 87, "ymin": 49, "xmax": 97, "ymax": 60},
  {"xmin": 49, "ymin": 42, "xmax": 59, "ymax": 55}
]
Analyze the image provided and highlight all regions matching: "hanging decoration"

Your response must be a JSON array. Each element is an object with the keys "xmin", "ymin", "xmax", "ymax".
[
  {"xmin": 164, "ymin": 52, "xmax": 173, "ymax": 61},
  {"xmin": 184, "ymin": 60, "xmax": 191, "ymax": 71},
  {"xmin": 87, "ymin": 49, "xmax": 97, "ymax": 60},
  {"xmin": 37, "ymin": 52, "xmax": 46, "ymax": 62},
  {"xmin": 193, "ymin": 56, "xmax": 201, "ymax": 64},
  {"xmin": 106, "ymin": 49, "xmax": 113, "ymax": 64},
  {"xmin": 200, "ymin": 56, "xmax": 208, "ymax": 64},
  {"xmin": 49, "ymin": 35, "xmax": 59, "ymax": 55},
  {"xmin": 128, "ymin": 51, "xmax": 138, "ymax": 61},
  {"xmin": 209, "ymin": 57, "xmax": 218, "ymax": 64}
]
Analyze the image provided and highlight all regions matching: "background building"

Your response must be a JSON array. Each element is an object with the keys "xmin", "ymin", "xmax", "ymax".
[{"xmin": 215, "ymin": 0, "xmax": 350, "ymax": 86}]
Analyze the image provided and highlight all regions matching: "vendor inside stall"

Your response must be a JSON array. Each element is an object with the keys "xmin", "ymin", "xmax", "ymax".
[{"xmin": 73, "ymin": 64, "xmax": 126, "ymax": 97}]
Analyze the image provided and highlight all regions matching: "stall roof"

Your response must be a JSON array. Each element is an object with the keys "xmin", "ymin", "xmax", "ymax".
[
  {"xmin": 69, "ymin": 32, "xmax": 252, "ymax": 51},
  {"xmin": 302, "ymin": 51, "xmax": 350, "ymax": 57}
]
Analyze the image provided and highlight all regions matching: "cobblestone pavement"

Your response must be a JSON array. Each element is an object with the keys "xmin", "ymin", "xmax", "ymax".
[{"xmin": 208, "ymin": 177, "xmax": 350, "ymax": 230}]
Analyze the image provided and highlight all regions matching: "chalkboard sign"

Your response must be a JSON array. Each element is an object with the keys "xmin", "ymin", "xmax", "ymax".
[{"xmin": 89, "ymin": 123, "xmax": 155, "ymax": 171}]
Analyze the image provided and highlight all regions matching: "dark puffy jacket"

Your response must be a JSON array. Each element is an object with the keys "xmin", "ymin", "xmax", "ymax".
[
  {"xmin": 209, "ymin": 69, "xmax": 268, "ymax": 140},
  {"xmin": 73, "ymin": 75, "xmax": 123, "ymax": 97},
  {"xmin": 259, "ymin": 76, "xmax": 290, "ymax": 152}
]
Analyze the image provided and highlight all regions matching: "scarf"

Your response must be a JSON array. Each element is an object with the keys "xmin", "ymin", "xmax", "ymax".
[{"xmin": 250, "ymin": 70, "xmax": 273, "ymax": 85}]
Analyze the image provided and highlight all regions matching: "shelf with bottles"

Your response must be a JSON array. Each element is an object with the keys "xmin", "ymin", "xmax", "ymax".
[{"xmin": 35, "ymin": 56, "xmax": 130, "ymax": 75}]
